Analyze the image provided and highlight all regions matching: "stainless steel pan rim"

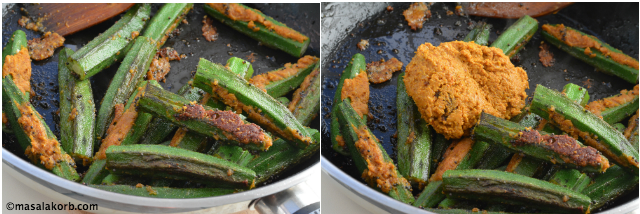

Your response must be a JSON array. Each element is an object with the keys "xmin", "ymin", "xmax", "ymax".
[
  {"xmin": 321, "ymin": 154, "xmax": 639, "ymax": 214},
  {"xmin": 3, "ymin": 148, "xmax": 318, "ymax": 212}
]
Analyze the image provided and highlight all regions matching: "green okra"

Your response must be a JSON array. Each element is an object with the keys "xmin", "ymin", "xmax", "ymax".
[
  {"xmin": 213, "ymin": 145, "xmax": 255, "ymax": 167},
  {"xmin": 89, "ymin": 184, "xmax": 236, "ymax": 198},
  {"xmin": 203, "ymin": 3, "xmax": 310, "ymax": 57},
  {"xmin": 336, "ymin": 99, "xmax": 414, "ymax": 204},
  {"xmin": 613, "ymin": 123, "xmax": 626, "ymax": 132},
  {"xmin": 548, "ymin": 169, "xmax": 591, "ymax": 192},
  {"xmin": 141, "ymin": 3, "xmax": 193, "ymax": 48},
  {"xmin": 247, "ymin": 128, "xmax": 320, "ymax": 185},
  {"xmin": 627, "ymin": 111, "xmax": 638, "ymax": 152},
  {"xmin": 277, "ymin": 97, "xmax": 290, "ymax": 106},
  {"xmin": 226, "ymin": 57, "xmax": 254, "ymax": 80},
  {"xmin": 473, "ymin": 112, "xmax": 610, "ymax": 173},
  {"xmin": 563, "ymin": 83, "xmax": 590, "ymax": 106},
  {"xmin": 193, "ymin": 58, "xmax": 313, "ymax": 148},
  {"xmin": 530, "ymin": 84, "xmax": 638, "ymax": 174},
  {"xmin": 94, "ymin": 36, "xmax": 158, "ymax": 149},
  {"xmin": 67, "ymin": 4, "xmax": 151, "ymax": 80},
  {"xmin": 2, "ymin": 76, "xmax": 79, "ymax": 181},
  {"xmin": 429, "ymin": 133, "xmax": 450, "ymax": 177},
  {"xmin": 331, "ymin": 53, "xmax": 367, "ymax": 155},
  {"xmin": 396, "ymin": 72, "xmax": 432, "ymax": 186},
  {"xmin": 2, "ymin": 30, "xmax": 28, "ymax": 66},
  {"xmin": 413, "ymin": 181, "xmax": 445, "ymax": 208},
  {"xmin": 585, "ymin": 87, "xmax": 639, "ymax": 125},
  {"xmin": 442, "ymin": 169, "xmax": 592, "ymax": 214},
  {"xmin": 542, "ymin": 24, "xmax": 639, "ymax": 84},
  {"xmin": 491, "ymin": 15, "xmax": 538, "ymax": 57},
  {"xmin": 249, "ymin": 55, "xmax": 319, "ymax": 98},
  {"xmin": 582, "ymin": 165, "xmax": 639, "ymax": 210},
  {"xmin": 463, "ymin": 22, "xmax": 491, "ymax": 46},
  {"xmin": 137, "ymin": 83, "xmax": 272, "ymax": 151},
  {"xmin": 289, "ymin": 64, "xmax": 320, "ymax": 126},
  {"xmin": 82, "ymin": 159, "xmax": 109, "ymax": 185},
  {"xmin": 58, "ymin": 48, "xmax": 95, "ymax": 162},
  {"xmin": 106, "ymin": 144, "xmax": 257, "ymax": 189}
]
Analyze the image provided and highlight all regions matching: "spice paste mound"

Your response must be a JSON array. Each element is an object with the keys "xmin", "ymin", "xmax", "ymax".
[
  {"xmin": 404, "ymin": 41, "xmax": 528, "ymax": 139},
  {"xmin": 403, "ymin": 2, "xmax": 431, "ymax": 31}
]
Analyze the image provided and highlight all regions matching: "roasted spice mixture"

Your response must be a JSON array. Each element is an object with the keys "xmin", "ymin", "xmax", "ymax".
[
  {"xmin": 28, "ymin": 31, "xmax": 64, "ymax": 61},
  {"xmin": 404, "ymin": 41, "xmax": 528, "ymax": 139},
  {"xmin": 2, "ymin": 47, "xmax": 32, "ymax": 94},
  {"xmin": 18, "ymin": 102, "xmax": 72, "ymax": 170},
  {"xmin": 366, "ymin": 57, "xmax": 403, "ymax": 84},
  {"xmin": 585, "ymin": 85, "xmax": 638, "ymax": 117},
  {"xmin": 341, "ymin": 71, "xmax": 370, "ymax": 118},
  {"xmin": 202, "ymin": 15, "xmax": 218, "ymax": 42},
  {"xmin": 249, "ymin": 55, "xmax": 318, "ymax": 91},
  {"xmin": 403, "ymin": 2, "xmax": 431, "ymax": 31}
]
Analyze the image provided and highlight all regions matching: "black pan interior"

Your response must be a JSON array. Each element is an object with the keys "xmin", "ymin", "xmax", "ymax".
[
  {"xmin": 321, "ymin": 2, "xmax": 638, "ymax": 212},
  {"xmin": 2, "ymin": 3, "xmax": 319, "ymax": 187}
]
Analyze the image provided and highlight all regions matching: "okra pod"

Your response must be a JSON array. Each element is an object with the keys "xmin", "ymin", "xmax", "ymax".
[
  {"xmin": 193, "ymin": 58, "xmax": 313, "ymax": 148},
  {"xmin": 3, "ymin": 30, "xmax": 29, "ymax": 133},
  {"xmin": 89, "ymin": 185, "xmax": 236, "ymax": 198},
  {"xmin": 82, "ymin": 159, "xmax": 109, "ymax": 185},
  {"xmin": 246, "ymin": 128, "xmax": 320, "ymax": 185},
  {"xmin": 226, "ymin": 57, "xmax": 254, "ymax": 80},
  {"xmin": 582, "ymin": 165, "xmax": 639, "ymax": 210},
  {"xmin": 428, "ymin": 133, "xmax": 450, "ymax": 178},
  {"xmin": 214, "ymin": 145, "xmax": 254, "ymax": 167},
  {"xmin": 396, "ymin": 72, "xmax": 432, "ymax": 186},
  {"xmin": 2, "ymin": 76, "xmax": 79, "ymax": 181},
  {"xmin": 563, "ymin": 83, "xmax": 591, "ymax": 107},
  {"xmin": 289, "ymin": 64, "xmax": 320, "ymax": 126},
  {"xmin": 67, "ymin": 4, "xmax": 151, "ymax": 80},
  {"xmin": 141, "ymin": 3, "xmax": 193, "ymax": 48},
  {"xmin": 584, "ymin": 85, "xmax": 638, "ymax": 125},
  {"xmin": 413, "ymin": 181, "xmax": 445, "ymax": 208},
  {"xmin": 2, "ymin": 30, "xmax": 28, "ymax": 66},
  {"xmin": 249, "ymin": 55, "xmax": 319, "ymax": 98},
  {"xmin": 490, "ymin": 15, "xmax": 538, "ymax": 57},
  {"xmin": 542, "ymin": 24, "xmax": 639, "ymax": 83},
  {"xmin": 548, "ymin": 169, "xmax": 591, "ymax": 192},
  {"xmin": 58, "ymin": 48, "xmax": 95, "ymax": 162},
  {"xmin": 443, "ymin": 169, "xmax": 592, "ymax": 214},
  {"xmin": 625, "ymin": 111, "xmax": 638, "ymax": 152},
  {"xmin": 94, "ymin": 36, "xmax": 158, "ymax": 148},
  {"xmin": 463, "ymin": 22, "xmax": 491, "ymax": 46},
  {"xmin": 203, "ymin": 3, "xmax": 310, "ymax": 57},
  {"xmin": 530, "ymin": 84, "xmax": 638, "ymax": 173},
  {"xmin": 137, "ymin": 83, "xmax": 272, "ymax": 151},
  {"xmin": 336, "ymin": 99, "xmax": 414, "ymax": 204},
  {"xmin": 331, "ymin": 53, "xmax": 367, "ymax": 155},
  {"xmin": 473, "ymin": 112, "xmax": 610, "ymax": 173},
  {"xmin": 277, "ymin": 97, "xmax": 290, "ymax": 106},
  {"xmin": 106, "ymin": 144, "xmax": 256, "ymax": 189}
]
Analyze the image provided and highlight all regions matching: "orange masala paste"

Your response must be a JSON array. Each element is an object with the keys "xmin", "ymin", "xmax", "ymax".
[
  {"xmin": 2, "ymin": 47, "xmax": 32, "ymax": 95},
  {"xmin": 585, "ymin": 85, "xmax": 638, "ymax": 117},
  {"xmin": 18, "ymin": 102, "xmax": 72, "ymax": 169},
  {"xmin": 341, "ymin": 71, "xmax": 370, "ymax": 118},
  {"xmin": 403, "ymin": 2, "xmax": 431, "ymax": 31}
]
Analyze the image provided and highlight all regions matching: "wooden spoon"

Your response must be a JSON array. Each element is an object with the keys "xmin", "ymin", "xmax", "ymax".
[
  {"xmin": 459, "ymin": 2, "xmax": 573, "ymax": 19},
  {"xmin": 19, "ymin": 3, "xmax": 135, "ymax": 36}
]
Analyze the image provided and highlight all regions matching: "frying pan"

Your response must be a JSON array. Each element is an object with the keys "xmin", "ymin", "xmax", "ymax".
[
  {"xmin": 321, "ymin": 2, "xmax": 638, "ymax": 213},
  {"xmin": 2, "ymin": 3, "xmax": 320, "ymax": 213}
]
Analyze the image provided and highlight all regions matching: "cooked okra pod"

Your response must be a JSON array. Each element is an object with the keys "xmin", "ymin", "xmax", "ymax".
[
  {"xmin": 584, "ymin": 85, "xmax": 638, "ymax": 125},
  {"xmin": 442, "ymin": 169, "xmax": 592, "ymax": 214},
  {"xmin": 2, "ymin": 76, "xmax": 79, "ymax": 181},
  {"xmin": 582, "ymin": 165, "xmax": 639, "ymax": 210},
  {"xmin": 288, "ymin": 64, "xmax": 320, "ymax": 126},
  {"xmin": 336, "ymin": 99, "xmax": 414, "ymax": 204},
  {"xmin": 331, "ymin": 53, "xmax": 367, "ymax": 155},
  {"xmin": 67, "ymin": 4, "xmax": 151, "ymax": 80},
  {"xmin": 3, "ymin": 30, "xmax": 29, "ymax": 133},
  {"xmin": 193, "ymin": 58, "xmax": 313, "ymax": 148},
  {"xmin": 58, "ymin": 48, "xmax": 95, "ymax": 162},
  {"xmin": 396, "ymin": 72, "xmax": 432, "ymax": 186},
  {"xmin": 542, "ymin": 24, "xmax": 639, "ymax": 84},
  {"xmin": 491, "ymin": 15, "xmax": 538, "ymax": 57},
  {"xmin": 89, "ymin": 184, "xmax": 236, "ymax": 198},
  {"xmin": 203, "ymin": 3, "xmax": 310, "ymax": 57},
  {"xmin": 249, "ymin": 55, "xmax": 319, "ymax": 98},
  {"xmin": 105, "ymin": 144, "xmax": 257, "ymax": 189},
  {"xmin": 530, "ymin": 84, "xmax": 638, "ymax": 174},
  {"xmin": 463, "ymin": 22, "xmax": 491, "ymax": 46},
  {"xmin": 141, "ymin": 3, "xmax": 193, "ymax": 48}
]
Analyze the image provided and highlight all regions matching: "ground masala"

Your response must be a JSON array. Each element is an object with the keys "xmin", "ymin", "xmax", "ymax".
[{"xmin": 404, "ymin": 41, "xmax": 528, "ymax": 139}]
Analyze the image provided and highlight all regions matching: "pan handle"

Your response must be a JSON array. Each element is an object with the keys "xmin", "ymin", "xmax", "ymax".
[{"xmin": 252, "ymin": 182, "xmax": 320, "ymax": 214}]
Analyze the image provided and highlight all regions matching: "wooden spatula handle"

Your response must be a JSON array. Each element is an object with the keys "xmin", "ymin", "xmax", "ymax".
[{"xmin": 23, "ymin": 3, "xmax": 135, "ymax": 36}]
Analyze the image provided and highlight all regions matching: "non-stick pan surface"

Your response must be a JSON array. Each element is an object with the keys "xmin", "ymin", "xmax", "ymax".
[
  {"xmin": 321, "ymin": 2, "xmax": 638, "ymax": 212},
  {"xmin": 3, "ymin": 2, "xmax": 319, "ymax": 192}
]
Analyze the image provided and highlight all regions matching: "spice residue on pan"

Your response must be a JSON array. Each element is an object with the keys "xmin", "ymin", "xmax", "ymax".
[
  {"xmin": 585, "ymin": 85, "xmax": 638, "ymax": 117},
  {"xmin": 27, "ymin": 31, "xmax": 64, "ymax": 61},
  {"xmin": 357, "ymin": 39, "xmax": 369, "ymax": 51},
  {"xmin": 539, "ymin": 42, "xmax": 555, "ymax": 67},
  {"xmin": 514, "ymin": 129, "xmax": 609, "ymax": 169},
  {"xmin": 249, "ymin": 55, "xmax": 318, "ymax": 91},
  {"xmin": 175, "ymin": 103, "xmax": 270, "ymax": 148},
  {"xmin": 404, "ymin": 41, "xmax": 528, "ymax": 139},
  {"xmin": 207, "ymin": 3, "xmax": 308, "ymax": 43},
  {"xmin": 147, "ymin": 48, "xmax": 182, "ymax": 82},
  {"xmin": 202, "ymin": 15, "xmax": 218, "ymax": 42},
  {"xmin": 542, "ymin": 24, "xmax": 639, "ymax": 70},
  {"xmin": 366, "ymin": 57, "xmax": 403, "ymax": 84},
  {"xmin": 341, "ymin": 71, "xmax": 370, "ymax": 118},
  {"xmin": 2, "ymin": 47, "xmax": 32, "ymax": 94},
  {"xmin": 403, "ymin": 2, "xmax": 431, "ymax": 31}
]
